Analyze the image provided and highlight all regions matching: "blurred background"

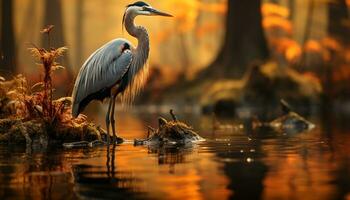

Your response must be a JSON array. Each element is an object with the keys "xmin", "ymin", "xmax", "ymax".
[
  {"xmin": 1, "ymin": 0, "xmax": 350, "ymax": 120},
  {"xmin": 2, "ymin": 1, "xmax": 350, "ymax": 199}
]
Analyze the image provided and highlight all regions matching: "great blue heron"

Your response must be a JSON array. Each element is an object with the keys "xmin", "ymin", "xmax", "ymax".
[{"xmin": 71, "ymin": 1, "xmax": 172, "ymax": 144}]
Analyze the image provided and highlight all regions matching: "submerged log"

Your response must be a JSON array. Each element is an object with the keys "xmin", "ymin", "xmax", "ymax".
[
  {"xmin": 250, "ymin": 99, "xmax": 315, "ymax": 134},
  {"xmin": 134, "ymin": 110, "xmax": 204, "ymax": 146}
]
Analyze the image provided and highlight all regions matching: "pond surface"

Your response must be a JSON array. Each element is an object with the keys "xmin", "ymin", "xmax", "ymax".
[{"xmin": 0, "ymin": 109, "xmax": 350, "ymax": 200}]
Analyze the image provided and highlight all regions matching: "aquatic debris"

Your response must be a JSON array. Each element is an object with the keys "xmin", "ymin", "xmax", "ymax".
[
  {"xmin": 269, "ymin": 99, "xmax": 315, "ymax": 133},
  {"xmin": 252, "ymin": 99, "xmax": 315, "ymax": 134},
  {"xmin": 134, "ymin": 109, "xmax": 204, "ymax": 146}
]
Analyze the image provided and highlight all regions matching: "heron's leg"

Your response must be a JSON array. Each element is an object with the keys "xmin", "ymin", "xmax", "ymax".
[
  {"xmin": 105, "ymin": 97, "xmax": 113, "ymax": 145},
  {"xmin": 110, "ymin": 95, "xmax": 117, "ymax": 143},
  {"xmin": 111, "ymin": 95, "xmax": 124, "ymax": 144}
]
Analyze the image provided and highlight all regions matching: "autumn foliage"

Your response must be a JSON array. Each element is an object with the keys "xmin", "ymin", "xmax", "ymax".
[{"xmin": 262, "ymin": 2, "xmax": 350, "ymax": 97}]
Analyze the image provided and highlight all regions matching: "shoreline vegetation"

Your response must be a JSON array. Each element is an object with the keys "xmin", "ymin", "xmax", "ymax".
[{"xmin": 0, "ymin": 26, "xmax": 106, "ymax": 146}]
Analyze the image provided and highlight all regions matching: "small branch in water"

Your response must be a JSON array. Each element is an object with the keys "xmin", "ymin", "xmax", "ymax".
[
  {"xmin": 170, "ymin": 109, "xmax": 177, "ymax": 121},
  {"xmin": 147, "ymin": 125, "xmax": 156, "ymax": 137},
  {"xmin": 280, "ymin": 99, "xmax": 292, "ymax": 114}
]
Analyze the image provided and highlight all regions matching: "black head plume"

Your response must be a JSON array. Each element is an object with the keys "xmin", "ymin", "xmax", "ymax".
[
  {"xmin": 122, "ymin": 2, "xmax": 150, "ymax": 33},
  {"xmin": 127, "ymin": 1, "xmax": 150, "ymax": 8}
]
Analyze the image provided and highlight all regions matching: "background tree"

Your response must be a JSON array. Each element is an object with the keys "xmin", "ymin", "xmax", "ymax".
[
  {"xmin": 0, "ymin": 0, "xmax": 16, "ymax": 77},
  {"xmin": 201, "ymin": 0, "xmax": 269, "ymax": 78},
  {"xmin": 328, "ymin": 0, "xmax": 350, "ymax": 44},
  {"xmin": 75, "ymin": 0, "xmax": 84, "ymax": 70},
  {"xmin": 43, "ymin": 0, "xmax": 73, "ymax": 81},
  {"xmin": 319, "ymin": 0, "xmax": 350, "ymax": 128}
]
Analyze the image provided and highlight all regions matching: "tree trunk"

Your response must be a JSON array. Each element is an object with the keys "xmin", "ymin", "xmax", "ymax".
[
  {"xmin": 75, "ymin": 0, "xmax": 83, "ymax": 71},
  {"xmin": 328, "ymin": 0, "xmax": 350, "ymax": 44},
  {"xmin": 288, "ymin": 0, "xmax": 295, "ymax": 20},
  {"xmin": 43, "ymin": 0, "xmax": 73, "ymax": 80},
  {"xmin": 0, "ymin": 0, "xmax": 16, "ymax": 77},
  {"xmin": 203, "ymin": 0, "xmax": 269, "ymax": 78},
  {"xmin": 320, "ymin": 0, "xmax": 350, "ymax": 128}
]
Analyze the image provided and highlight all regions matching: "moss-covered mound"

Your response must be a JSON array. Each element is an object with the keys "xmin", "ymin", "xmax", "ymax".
[
  {"xmin": 0, "ymin": 118, "xmax": 107, "ymax": 145},
  {"xmin": 0, "ymin": 74, "xmax": 108, "ymax": 146}
]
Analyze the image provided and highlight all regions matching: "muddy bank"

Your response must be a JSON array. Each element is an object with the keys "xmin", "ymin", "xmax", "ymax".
[{"xmin": 0, "ymin": 118, "xmax": 107, "ymax": 146}]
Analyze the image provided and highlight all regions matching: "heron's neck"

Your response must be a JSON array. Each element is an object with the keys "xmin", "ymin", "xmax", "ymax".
[{"xmin": 124, "ymin": 12, "xmax": 149, "ymax": 63}]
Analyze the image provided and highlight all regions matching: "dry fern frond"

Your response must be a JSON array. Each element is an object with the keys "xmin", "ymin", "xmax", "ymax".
[
  {"xmin": 31, "ymin": 82, "xmax": 44, "ymax": 90},
  {"xmin": 40, "ymin": 25, "xmax": 54, "ymax": 34},
  {"xmin": 52, "ymin": 65, "xmax": 65, "ymax": 71}
]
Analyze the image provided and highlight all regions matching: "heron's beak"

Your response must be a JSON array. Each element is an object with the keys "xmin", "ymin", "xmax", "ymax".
[{"xmin": 147, "ymin": 7, "xmax": 173, "ymax": 17}]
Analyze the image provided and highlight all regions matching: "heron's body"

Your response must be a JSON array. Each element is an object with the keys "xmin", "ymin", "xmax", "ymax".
[
  {"xmin": 72, "ymin": 39, "xmax": 132, "ymax": 116},
  {"xmin": 71, "ymin": 1, "xmax": 172, "ymax": 144}
]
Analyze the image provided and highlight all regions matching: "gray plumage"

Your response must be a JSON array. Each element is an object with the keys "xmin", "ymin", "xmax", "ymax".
[
  {"xmin": 72, "ymin": 39, "xmax": 133, "ymax": 117},
  {"xmin": 71, "ymin": 1, "xmax": 172, "ymax": 144}
]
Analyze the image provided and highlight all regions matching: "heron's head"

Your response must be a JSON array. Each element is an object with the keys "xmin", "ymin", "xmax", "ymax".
[{"xmin": 123, "ymin": 1, "xmax": 173, "ymax": 26}]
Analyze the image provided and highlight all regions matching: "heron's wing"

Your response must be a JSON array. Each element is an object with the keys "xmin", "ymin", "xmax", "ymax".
[{"xmin": 72, "ymin": 39, "xmax": 133, "ymax": 116}]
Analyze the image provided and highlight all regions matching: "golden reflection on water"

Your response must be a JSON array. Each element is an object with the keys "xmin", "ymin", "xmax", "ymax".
[
  {"xmin": 1, "ymin": 111, "xmax": 350, "ymax": 199},
  {"xmin": 260, "ymin": 128, "xmax": 350, "ymax": 200},
  {"xmin": 74, "ymin": 143, "xmax": 231, "ymax": 199}
]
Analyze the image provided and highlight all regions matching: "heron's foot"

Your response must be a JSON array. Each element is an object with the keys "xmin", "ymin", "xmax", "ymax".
[
  {"xmin": 63, "ymin": 140, "xmax": 105, "ymax": 148},
  {"xmin": 113, "ymin": 136, "xmax": 124, "ymax": 144},
  {"xmin": 89, "ymin": 140, "xmax": 106, "ymax": 147}
]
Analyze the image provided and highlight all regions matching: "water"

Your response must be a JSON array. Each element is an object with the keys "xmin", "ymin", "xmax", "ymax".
[{"xmin": 0, "ymin": 109, "xmax": 350, "ymax": 200}]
